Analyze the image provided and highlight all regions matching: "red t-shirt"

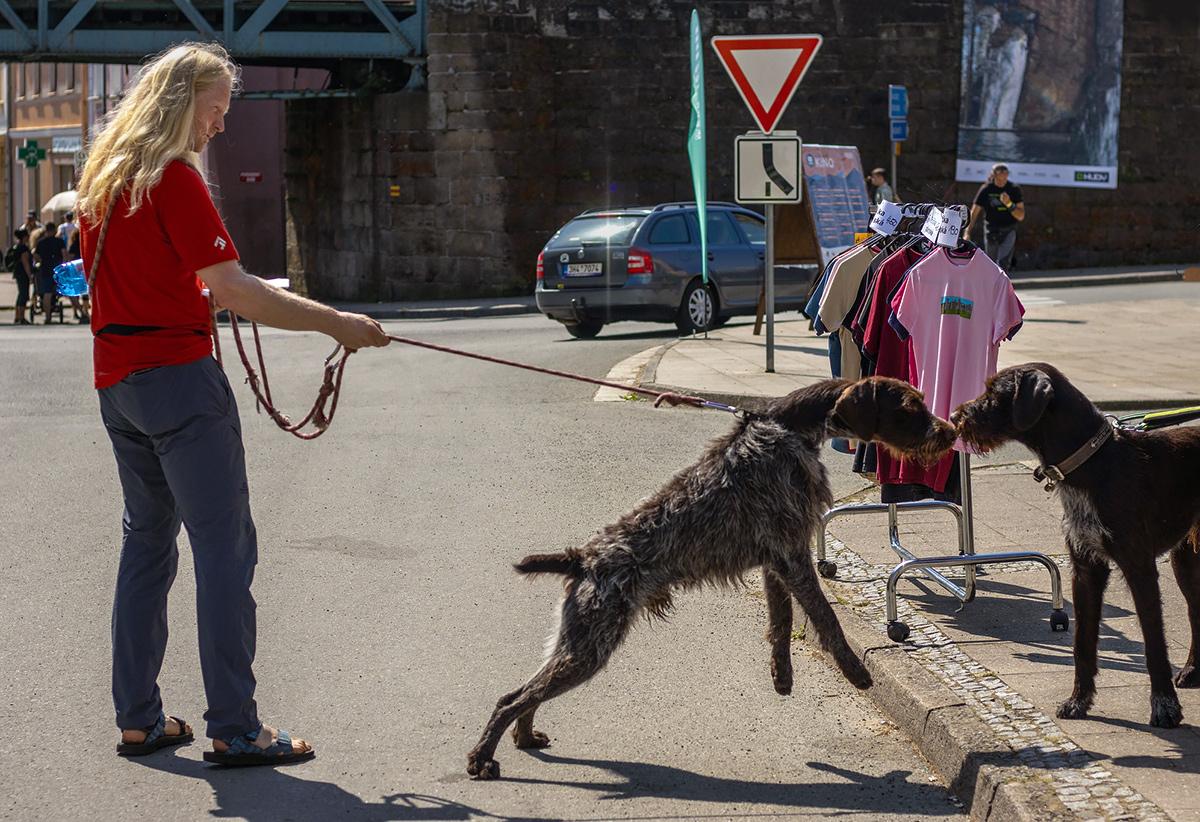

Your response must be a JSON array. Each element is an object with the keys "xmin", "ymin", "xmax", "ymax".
[
  {"xmin": 862, "ymin": 245, "xmax": 954, "ymax": 492},
  {"xmin": 81, "ymin": 160, "xmax": 239, "ymax": 389}
]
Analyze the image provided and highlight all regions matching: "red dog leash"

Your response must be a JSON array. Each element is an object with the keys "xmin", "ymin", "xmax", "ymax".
[
  {"xmin": 383, "ymin": 333, "xmax": 742, "ymax": 414},
  {"xmin": 208, "ymin": 315, "xmax": 743, "ymax": 440}
]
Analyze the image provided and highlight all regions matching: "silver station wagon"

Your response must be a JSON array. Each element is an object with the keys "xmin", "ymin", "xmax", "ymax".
[{"xmin": 535, "ymin": 202, "xmax": 816, "ymax": 338}]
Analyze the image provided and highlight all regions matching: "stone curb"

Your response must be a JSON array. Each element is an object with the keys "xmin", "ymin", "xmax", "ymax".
[
  {"xmin": 811, "ymin": 602, "xmax": 1076, "ymax": 822},
  {"xmin": 1009, "ymin": 271, "xmax": 1182, "ymax": 290},
  {"xmin": 329, "ymin": 302, "xmax": 541, "ymax": 321}
]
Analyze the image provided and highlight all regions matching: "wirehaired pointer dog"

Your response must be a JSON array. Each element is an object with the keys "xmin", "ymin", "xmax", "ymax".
[
  {"xmin": 953, "ymin": 362, "xmax": 1200, "ymax": 728},
  {"xmin": 467, "ymin": 377, "xmax": 957, "ymax": 779}
]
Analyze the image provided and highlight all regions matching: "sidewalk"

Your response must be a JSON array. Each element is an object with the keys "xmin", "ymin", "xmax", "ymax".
[{"xmin": 637, "ymin": 279, "xmax": 1200, "ymax": 821}]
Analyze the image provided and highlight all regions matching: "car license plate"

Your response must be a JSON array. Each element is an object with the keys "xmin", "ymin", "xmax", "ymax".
[{"xmin": 563, "ymin": 263, "xmax": 603, "ymax": 277}]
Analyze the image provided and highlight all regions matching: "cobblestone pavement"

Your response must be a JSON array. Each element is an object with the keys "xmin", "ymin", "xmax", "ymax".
[{"xmin": 823, "ymin": 534, "xmax": 1172, "ymax": 821}]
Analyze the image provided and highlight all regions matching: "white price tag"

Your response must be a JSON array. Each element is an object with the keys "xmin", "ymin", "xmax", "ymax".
[
  {"xmin": 920, "ymin": 207, "xmax": 963, "ymax": 248},
  {"xmin": 869, "ymin": 200, "xmax": 902, "ymax": 236}
]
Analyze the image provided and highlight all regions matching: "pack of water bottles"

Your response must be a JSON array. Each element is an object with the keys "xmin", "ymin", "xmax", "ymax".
[{"xmin": 53, "ymin": 259, "xmax": 88, "ymax": 296}]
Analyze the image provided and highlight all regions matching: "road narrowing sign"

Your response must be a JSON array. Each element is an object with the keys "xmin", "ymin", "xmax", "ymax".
[{"xmin": 735, "ymin": 133, "xmax": 802, "ymax": 203}]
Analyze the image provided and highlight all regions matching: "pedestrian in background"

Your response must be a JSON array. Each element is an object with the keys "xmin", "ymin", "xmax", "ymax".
[
  {"xmin": 66, "ymin": 226, "xmax": 81, "ymax": 261},
  {"xmin": 76, "ymin": 41, "xmax": 389, "ymax": 765},
  {"xmin": 6, "ymin": 227, "xmax": 33, "ymax": 324},
  {"xmin": 32, "ymin": 220, "xmax": 65, "ymax": 323},
  {"xmin": 869, "ymin": 168, "xmax": 895, "ymax": 205},
  {"xmin": 64, "ymin": 226, "xmax": 90, "ymax": 322},
  {"xmin": 57, "ymin": 210, "xmax": 78, "ymax": 243},
  {"xmin": 21, "ymin": 210, "xmax": 41, "ymax": 238},
  {"xmin": 968, "ymin": 162, "xmax": 1025, "ymax": 271}
]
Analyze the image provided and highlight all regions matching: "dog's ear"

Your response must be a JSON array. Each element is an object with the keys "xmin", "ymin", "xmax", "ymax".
[
  {"xmin": 832, "ymin": 379, "xmax": 878, "ymax": 441},
  {"xmin": 1013, "ymin": 369, "xmax": 1054, "ymax": 431}
]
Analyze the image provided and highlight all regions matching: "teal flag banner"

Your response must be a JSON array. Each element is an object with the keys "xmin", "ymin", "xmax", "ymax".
[{"xmin": 688, "ymin": 9, "xmax": 707, "ymax": 284}]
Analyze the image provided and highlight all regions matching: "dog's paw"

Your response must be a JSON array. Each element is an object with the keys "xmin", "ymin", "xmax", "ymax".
[
  {"xmin": 840, "ymin": 657, "xmax": 872, "ymax": 690},
  {"xmin": 771, "ymin": 651, "xmax": 793, "ymax": 695},
  {"xmin": 513, "ymin": 729, "xmax": 551, "ymax": 749},
  {"xmin": 1150, "ymin": 693, "xmax": 1184, "ymax": 728},
  {"xmin": 467, "ymin": 755, "xmax": 501, "ymax": 780},
  {"xmin": 1056, "ymin": 697, "xmax": 1090, "ymax": 720},
  {"xmin": 1174, "ymin": 665, "xmax": 1199, "ymax": 688}
]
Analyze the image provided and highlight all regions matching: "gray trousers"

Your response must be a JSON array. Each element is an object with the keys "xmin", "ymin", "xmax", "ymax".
[
  {"xmin": 99, "ymin": 355, "xmax": 260, "ymax": 740},
  {"xmin": 985, "ymin": 227, "xmax": 1018, "ymax": 272}
]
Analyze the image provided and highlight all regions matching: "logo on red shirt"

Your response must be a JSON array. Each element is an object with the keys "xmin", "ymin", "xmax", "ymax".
[{"xmin": 214, "ymin": 236, "xmax": 227, "ymax": 250}]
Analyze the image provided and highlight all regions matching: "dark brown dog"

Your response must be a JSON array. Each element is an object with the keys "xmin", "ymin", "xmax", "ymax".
[
  {"xmin": 467, "ymin": 377, "xmax": 957, "ymax": 779},
  {"xmin": 953, "ymin": 362, "xmax": 1200, "ymax": 728}
]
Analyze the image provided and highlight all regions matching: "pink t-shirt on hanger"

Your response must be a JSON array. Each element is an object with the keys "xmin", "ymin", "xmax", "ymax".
[{"xmin": 891, "ymin": 247, "xmax": 1024, "ymax": 450}]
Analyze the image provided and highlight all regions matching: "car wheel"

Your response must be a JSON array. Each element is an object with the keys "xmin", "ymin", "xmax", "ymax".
[
  {"xmin": 676, "ymin": 280, "xmax": 716, "ymax": 334},
  {"xmin": 564, "ymin": 321, "xmax": 603, "ymax": 339}
]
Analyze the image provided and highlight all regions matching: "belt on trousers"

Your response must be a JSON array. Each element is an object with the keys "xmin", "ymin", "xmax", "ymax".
[{"xmin": 95, "ymin": 324, "xmax": 206, "ymax": 336}]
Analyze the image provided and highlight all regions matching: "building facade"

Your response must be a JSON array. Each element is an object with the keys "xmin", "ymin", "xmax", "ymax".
[{"xmin": 6, "ymin": 61, "xmax": 88, "ymax": 231}]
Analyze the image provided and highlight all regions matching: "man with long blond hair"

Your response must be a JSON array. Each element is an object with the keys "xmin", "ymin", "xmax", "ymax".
[{"xmin": 77, "ymin": 41, "xmax": 388, "ymax": 765}]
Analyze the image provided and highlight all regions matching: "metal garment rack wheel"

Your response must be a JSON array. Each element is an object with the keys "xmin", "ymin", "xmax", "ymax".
[{"xmin": 817, "ymin": 451, "xmax": 1067, "ymax": 642}]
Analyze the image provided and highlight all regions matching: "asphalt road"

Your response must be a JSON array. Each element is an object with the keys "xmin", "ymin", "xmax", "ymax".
[{"xmin": 0, "ymin": 313, "xmax": 965, "ymax": 821}]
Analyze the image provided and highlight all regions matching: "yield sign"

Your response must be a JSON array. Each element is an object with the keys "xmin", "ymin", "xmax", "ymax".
[{"xmin": 711, "ymin": 34, "xmax": 822, "ymax": 134}]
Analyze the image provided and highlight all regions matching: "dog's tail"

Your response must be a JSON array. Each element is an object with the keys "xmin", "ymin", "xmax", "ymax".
[{"xmin": 515, "ymin": 552, "xmax": 580, "ymax": 577}]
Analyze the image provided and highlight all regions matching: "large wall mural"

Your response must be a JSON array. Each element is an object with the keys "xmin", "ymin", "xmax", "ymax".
[{"xmin": 957, "ymin": 0, "xmax": 1124, "ymax": 189}]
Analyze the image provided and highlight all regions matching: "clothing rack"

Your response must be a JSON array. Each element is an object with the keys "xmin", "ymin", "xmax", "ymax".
[{"xmin": 813, "ymin": 203, "xmax": 1067, "ymax": 642}]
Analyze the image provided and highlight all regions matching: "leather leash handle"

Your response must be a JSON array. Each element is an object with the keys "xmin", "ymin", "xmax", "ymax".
[{"xmin": 86, "ymin": 191, "xmax": 121, "ymax": 295}]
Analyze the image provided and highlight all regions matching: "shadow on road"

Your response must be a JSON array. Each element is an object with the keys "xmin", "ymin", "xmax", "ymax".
[
  {"xmin": 134, "ymin": 756, "xmax": 530, "ymax": 821},
  {"xmin": 504, "ymin": 750, "xmax": 961, "ymax": 816},
  {"xmin": 130, "ymin": 748, "xmax": 961, "ymax": 820}
]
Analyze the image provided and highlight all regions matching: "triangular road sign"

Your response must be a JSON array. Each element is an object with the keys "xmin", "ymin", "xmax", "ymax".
[{"xmin": 711, "ymin": 34, "xmax": 823, "ymax": 134}]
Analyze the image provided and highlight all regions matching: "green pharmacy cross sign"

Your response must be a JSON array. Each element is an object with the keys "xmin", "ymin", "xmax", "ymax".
[{"xmin": 18, "ymin": 140, "xmax": 47, "ymax": 168}]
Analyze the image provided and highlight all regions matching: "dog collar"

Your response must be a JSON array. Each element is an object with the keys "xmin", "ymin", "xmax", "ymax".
[{"xmin": 1033, "ymin": 420, "xmax": 1113, "ymax": 492}]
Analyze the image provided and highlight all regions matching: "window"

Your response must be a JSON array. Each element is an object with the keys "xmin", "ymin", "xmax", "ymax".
[
  {"xmin": 649, "ymin": 214, "xmax": 690, "ymax": 245},
  {"xmin": 704, "ymin": 211, "xmax": 740, "ymax": 245},
  {"xmin": 735, "ymin": 213, "xmax": 766, "ymax": 245},
  {"xmin": 547, "ymin": 214, "xmax": 642, "ymax": 249},
  {"xmin": 54, "ymin": 164, "xmax": 76, "ymax": 196}
]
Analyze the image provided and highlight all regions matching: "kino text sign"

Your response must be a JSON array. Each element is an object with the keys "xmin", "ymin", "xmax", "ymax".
[{"xmin": 711, "ymin": 34, "xmax": 823, "ymax": 134}]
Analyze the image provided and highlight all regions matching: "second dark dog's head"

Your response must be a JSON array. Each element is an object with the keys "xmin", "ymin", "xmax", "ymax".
[
  {"xmin": 951, "ymin": 362, "xmax": 1068, "ymax": 452},
  {"xmin": 831, "ymin": 377, "xmax": 957, "ymax": 465}
]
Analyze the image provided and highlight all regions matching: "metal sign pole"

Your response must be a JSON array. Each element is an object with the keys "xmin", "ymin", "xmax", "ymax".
[
  {"xmin": 892, "ymin": 141, "xmax": 898, "ymax": 199},
  {"xmin": 765, "ymin": 203, "xmax": 775, "ymax": 373}
]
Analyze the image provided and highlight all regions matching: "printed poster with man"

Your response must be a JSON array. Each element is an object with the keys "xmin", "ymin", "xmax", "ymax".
[{"xmin": 956, "ymin": 0, "xmax": 1123, "ymax": 189}]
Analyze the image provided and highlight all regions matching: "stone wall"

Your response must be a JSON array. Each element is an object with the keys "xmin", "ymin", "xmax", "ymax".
[{"xmin": 285, "ymin": 0, "xmax": 1200, "ymax": 302}]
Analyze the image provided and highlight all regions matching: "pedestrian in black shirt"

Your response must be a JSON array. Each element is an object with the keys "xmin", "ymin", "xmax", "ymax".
[
  {"xmin": 33, "ymin": 221, "xmax": 66, "ymax": 323},
  {"xmin": 6, "ymin": 228, "xmax": 34, "ymax": 324},
  {"xmin": 968, "ymin": 162, "xmax": 1025, "ymax": 271}
]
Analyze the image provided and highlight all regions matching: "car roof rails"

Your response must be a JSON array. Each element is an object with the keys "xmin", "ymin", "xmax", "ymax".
[
  {"xmin": 579, "ymin": 205, "xmax": 652, "ymax": 215},
  {"xmin": 650, "ymin": 201, "xmax": 742, "ymax": 212}
]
